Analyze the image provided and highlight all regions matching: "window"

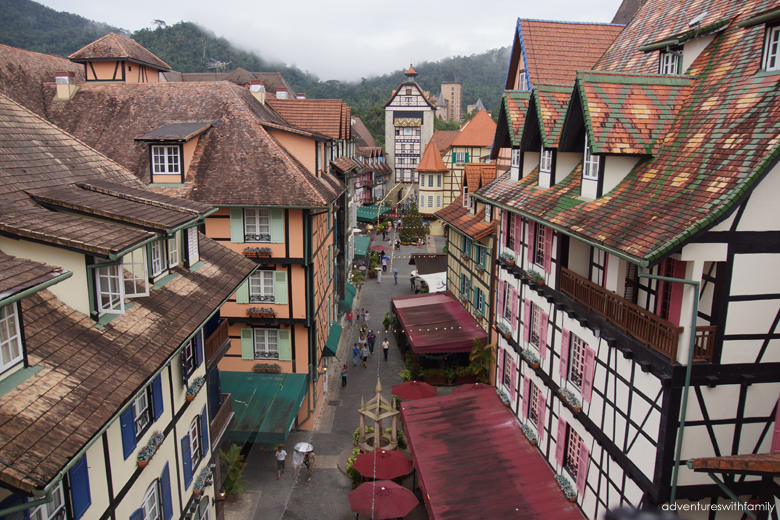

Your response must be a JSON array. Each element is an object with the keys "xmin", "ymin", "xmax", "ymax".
[
  {"xmin": 249, "ymin": 271, "xmax": 275, "ymax": 302},
  {"xmin": 583, "ymin": 135, "xmax": 600, "ymax": 180},
  {"xmin": 0, "ymin": 304, "xmax": 22, "ymax": 372},
  {"xmin": 133, "ymin": 388, "xmax": 152, "ymax": 440},
  {"xmin": 503, "ymin": 287, "xmax": 512, "ymax": 322},
  {"xmin": 462, "ymin": 186, "xmax": 470, "ymax": 208},
  {"xmin": 96, "ymin": 263, "xmax": 124, "ymax": 314},
  {"xmin": 436, "ymin": 195, "xmax": 441, "ymax": 208},
  {"xmin": 765, "ymin": 26, "xmax": 780, "ymax": 71},
  {"xmin": 406, "ymin": 88, "xmax": 412, "ymax": 95},
  {"xmin": 427, "ymin": 195, "xmax": 434, "ymax": 208},
  {"xmin": 507, "ymin": 214, "xmax": 516, "ymax": 251},
  {"xmin": 503, "ymin": 354, "xmax": 512, "ymax": 387},
  {"xmin": 168, "ymin": 235, "xmax": 179, "ymax": 267},
  {"xmin": 244, "ymin": 209, "xmax": 271, "ymax": 242},
  {"xmin": 189, "ymin": 418, "xmax": 201, "ymax": 470},
  {"xmin": 418, "ymin": 173, "xmax": 424, "ymax": 185},
  {"xmin": 419, "ymin": 195, "xmax": 425, "ymax": 208},
  {"xmin": 142, "ymin": 482, "xmax": 160, "ymax": 520},
  {"xmin": 30, "ymin": 482, "xmax": 65, "ymax": 520},
  {"xmin": 660, "ymin": 50, "xmax": 681, "ymax": 74},
  {"xmin": 428, "ymin": 175, "xmax": 434, "ymax": 188},
  {"xmin": 519, "ymin": 72, "xmax": 529, "ymax": 91},
  {"xmin": 197, "ymin": 501, "xmax": 211, "ymax": 520},
  {"xmin": 528, "ymin": 383, "xmax": 541, "ymax": 424},
  {"xmin": 534, "ymin": 224, "xmax": 546, "ymax": 266},
  {"xmin": 569, "ymin": 333, "xmax": 586, "ymax": 389},
  {"xmin": 511, "ymin": 149, "xmax": 521, "ymax": 167},
  {"xmin": 455, "ymin": 152, "xmax": 467, "ymax": 164},
  {"xmin": 476, "ymin": 243, "xmax": 486, "ymax": 267},
  {"xmin": 150, "ymin": 241, "xmax": 164, "ymax": 277},
  {"xmin": 437, "ymin": 175, "xmax": 442, "ymax": 187},
  {"xmin": 187, "ymin": 227, "xmax": 199, "ymax": 267},
  {"xmin": 183, "ymin": 339, "xmax": 196, "ymax": 378},
  {"xmin": 254, "ymin": 329, "xmax": 279, "ymax": 359},
  {"xmin": 540, "ymin": 146, "xmax": 553, "ymax": 173},
  {"xmin": 530, "ymin": 303, "xmax": 543, "ymax": 347},
  {"xmin": 485, "ymin": 204, "xmax": 492, "ymax": 221},
  {"xmin": 152, "ymin": 146, "xmax": 180, "ymax": 174},
  {"xmin": 476, "ymin": 287, "xmax": 485, "ymax": 316}
]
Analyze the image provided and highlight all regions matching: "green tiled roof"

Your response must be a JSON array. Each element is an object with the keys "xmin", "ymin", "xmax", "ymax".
[
  {"xmin": 533, "ymin": 84, "xmax": 573, "ymax": 148},
  {"xmin": 503, "ymin": 91, "xmax": 532, "ymax": 146}
]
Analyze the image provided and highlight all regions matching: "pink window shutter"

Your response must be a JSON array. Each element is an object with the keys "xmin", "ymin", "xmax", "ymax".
[
  {"xmin": 539, "ymin": 311, "xmax": 549, "ymax": 359},
  {"xmin": 772, "ymin": 394, "xmax": 780, "ymax": 453},
  {"xmin": 511, "ymin": 288, "xmax": 519, "ymax": 327},
  {"xmin": 522, "ymin": 377, "xmax": 530, "ymax": 417},
  {"xmin": 668, "ymin": 259, "xmax": 687, "ymax": 326},
  {"xmin": 560, "ymin": 328, "xmax": 571, "ymax": 379},
  {"xmin": 497, "ymin": 347, "xmax": 504, "ymax": 386},
  {"xmin": 537, "ymin": 393, "xmax": 546, "ymax": 440},
  {"xmin": 576, "ymin": 440, "xmax": 590, "ymax": 495},
  {"xmin": 582, "ymin": 346, "xmax": 596, "ymax": 403},
  {"xmin": 510, "ymin": 358, "xmax": 517, "ymax": 397},
  {"xmin": 502, "ymin": 211, "xmax": 508, "ymax": 247},
  {"xmin": 543, "ymin": 226, "xmax": 553, "ymax": 273},
  {"xmin": 523, "ymin": 299, "xmax": 532, "ymax": 342},
  {"xmin": 555, "ymin": 418, "xmax": 567, "ymax": 465},
  {"xmin": 527, "ymin": 220, "xmax": 536, "ymax": 264},
  {"xmin": 497, "ymin": 280, "xmax": 505, "ymax": 318}
]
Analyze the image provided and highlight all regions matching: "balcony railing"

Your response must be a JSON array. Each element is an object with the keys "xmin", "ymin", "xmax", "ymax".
[
  {"xmin": 210, "ymin": 393, "xmax": 233, "ymax": 450},
  {"xmin": 205, "ymin": 318, "xmax": 229, "ymax": 365},
  {"xmin": 560, "ymin": 268, "xmax": 683, "ymax": 361},
  {"xmin": 693, "ymin": 326, "xmax": 716, "ymax": 363}
]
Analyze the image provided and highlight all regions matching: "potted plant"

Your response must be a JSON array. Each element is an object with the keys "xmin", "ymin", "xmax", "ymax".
[
  {"xmin": 455, "ymin": 365, "xmax": 478, "ymax": 385},
  {"xmin": 186, "ymin": 376, "xmax": 206, "ymax": 401},
  {"xmin": 555, "ymin": 474, "xmax": 577, "ymax": 502},
  {"xmin": 247, "ymin": 307, "xmax": 275, "ymax": 318},
  {"xmin": 496, "ymin": 388, "xmax": 511, "ymax": 407},
  {"xmin": 469, "ymin": 338, "xmax": 495, "ymax": 383},
  {"xmin": 501, "ymin": 251, "xmax": 515, "ymax": 266},
  {"xmin": 253, "ymin": 363, "xmax": 282, "ymax": 374},
  {"xmin": 221, "ymin": 444, "xmax": 248, "ymax": 502},
  {"xmin": 444, "ymin": 367, "xmax": 457, "ymax": 384},
  {"xmin": 399, "ymin": 369, "xmax": 412, "ymax": 382},
  {"xmin": 421, "ymin": 367, "xmax": 447, "ymax": 386},
  {"xmin": 497, "ymin": 322, "xmax": 512, "ymax": 340},
  {"xmin": 149, "ymin": 431, "xmax": 164, "ymax": 452},
  {"xmin": 383, "ymin": 312, "xmax": 392, "ymax": 332},
  {"xmin": 520, "ymin": 423, "xmax": 538, "ymax": 445},
  {"xmin": 526, "ymin": 269, "xmax": 545, "ymax": 286},
  {"xmin": 560, "ymin": 387, "xmax": 582, "ymax": 413},
  {"xmin": 194, "ymin": 466, "xmax": 212, "ymax": 495},
  {"xmin": 137, "ymin": 445, "xmax": 155, "ymax": 468},
  {"xmin": 522, "ymin": 348, "xmax": 540, "ymax": 368}
]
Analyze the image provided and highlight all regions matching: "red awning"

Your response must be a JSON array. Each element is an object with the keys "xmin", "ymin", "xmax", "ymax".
[
  {"xmin": 401, "ymin": 391, "xmax": 585, "ymax": 520},
  {"xmin": 391, "ymin": 291, "xmax": 487, "ymax": 354}
]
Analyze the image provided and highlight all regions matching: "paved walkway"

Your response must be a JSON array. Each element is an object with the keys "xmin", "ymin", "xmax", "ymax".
[{"xmin": 224, "ymin": 229, "xmax": 445, "ymax": 520}]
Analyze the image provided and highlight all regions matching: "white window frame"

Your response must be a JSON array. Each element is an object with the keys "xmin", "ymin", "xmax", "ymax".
[
  {"xmin": 528, "ymin": 382, "xmax": 541, "ymax": 424},
  {"xmin": 540, "ymin": 146, "xmax": 553, "ymax": 173},
  {"xmin": 530, "ymin": 303, "xmax": 542, "ymax": 348},
  {"xmin": 436, "ymin": 195, "xmax": 441, "ymax": 208},
  {"xmin": 198, "ymin": 501, "xmax": 211, "ymax": 520},
  {"xmin": 534, "ymin": 224, "xmax": 546, "ymax": 267},
  {"xmin": 189, "ymin": 418, "xmax": 201, "ymax": 470},
  {"xmin": 123, "ymin": 248, "xmax": 150, "ymax": 298},
  {"xmin": 428, "ymin": 175, "xmax": 434, "ymax": 188},
  {"xmin": 565, "ymin": 426, "xmax": 582, "ymax": 480},
  {"xmin": 96, "ymin": 263, "xmax": 125, "ymax": 314},
  {"xmin": 437, "ymin": 175, "xmax": 442, "ymax": 187},
  {"xmin": 583, "ymin": 134, "xmax": 600, "ymax": 180},
  {"xmin": 249, "ymin": 271, "xmax": 275, "ymax": 302},
  {"xmin": 427, "ymin": 195, "xmax": 434, "ymax": 208},
  {"xmin": 150, "ymin": 240, "xmax": 165, "ymax": 277},
  {"xmin": 503, "ymin": 353, "xmax": 512, "ymax": 387},
  {"xmin": 133, "ymin": 388, "xmax": 152, "ymax": 440},
  {"xmin": 511, "ymin": 149, "xmax": 521, "ymax": 167},
  {"xmin": 0, "ymin": 304, "xmax": 23, "ymax": 373},
  {"xmin": 168, "ymin": 234, "xmax": 179, "ymax": 268},
  {"xmin": 569, "ymin": 333, "xmax": 586, "ymax": 390},
  {"xmin": 455, "ymin": 152, "xmax": 466, "ymax": 164},
  {"xmin": 462, "ymin": 186, "xmax": 470, "ymax": 208},
  {"xmin": 519, "ymin": 71, "xmax": 529, "ymax": 91},
  {"xmin": 485, "ymin": 204, "xmax": 492, "ymax": 220},
  {"xmin": 419, "ymin": 195, "xmax": 425, "ymax": 208},
  {"xmin": 765, "ymin": 26, "xmax": 780, "ymax": 71},
  {"xmin": 254, "ymin": 329, "xmax": 279, "ymax": 359},
  {"xmin": 503, "ymin": 287, "xmax": 512, "ymax": 322},
  {"xmin": 660, "ymin": 51, "xmax": 680, "ymax": 75},
  {"xmin": 183, "ymin": 339, "xmax": 196, "ymax": 378},
  {"xmin": 30, "ymin": 482, "xmax": 65, "ymax": 520},
  {"xmin": 244, "ymin": 209, "xmax": 271, "ymax": 242},
  {"xmin": 151, "ymin": 145, "xmax": 180, "ymax": 174},
  {"xmin": 187, "ymin": 227, "xmax": 199, "ymax": 267}
]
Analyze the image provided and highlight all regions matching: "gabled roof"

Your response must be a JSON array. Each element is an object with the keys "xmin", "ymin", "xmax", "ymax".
[
  {"xmin": 69, "ymin": 33, "xmax": 171, "ymax": 71},
  {"xmin": 452, "ymin": 110, "xmax": 497, "ymax": 148},
  {"xmin": 0, "ymin": 253, "xmax": 68, "ymax": 303},
  {"xmin": 43, "ymin": 82, "xmax": 344, "ymax": 207},
  {"xmin": 431, "ymin": 131, "xmax": 460, "ymax": 154},
  {"xmin": 611, "ymin": 0, "xmax": 645, "ymax": 24},
  {"xmin": 434, "ymin": 195, "xmax": 495, "ymax": 241},
  {"xmin": 267, "ymin": 98, "xmax": 352, "ymax": 140},
  {"xmin": 523, "ymin": 83, "xmax": 572, "ymax": 150},
  {"xmin": 135, "ymin": 122, "xmax": 212, "ymax": 142},
  {"xmin": 351, "ymin": 116, "xmax": 377, "ymax": 148},
  {"xmin": 415, "ymin": 142, "xmax": 449, "ymax": 173},
  {"xmin": 383, "ymin": 81, "xmax": 436, "ymax": 110},
  {"xmin": 463, "ymin": 163, "xmax": 497, "ymax": 191}
]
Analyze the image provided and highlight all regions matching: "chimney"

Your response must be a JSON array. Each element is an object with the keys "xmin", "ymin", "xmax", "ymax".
[
  {"xmin": 276, "ymin": 88, "xmax": 289, "ymax": 99},
  {"xmin": 249, "ymin": 80, "xmax": 266, "ymax": 105},
  {"xmin": 296, "ymin": 93, "xmax": 306, "ymax": 100},
  {"xmin": 55, "ymin": 71, "xmax": 77, "ymax": 100}
]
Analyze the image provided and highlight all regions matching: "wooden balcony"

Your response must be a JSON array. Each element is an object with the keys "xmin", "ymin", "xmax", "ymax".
[
  {"xmin": 560, "ymin": 268, "xmax": 684, "ymax": 361},
  {"xmin": 210, "ymin": 393, "xmax": 233, "ymax": 451},
  {"xmin": 693, "ymin": 326, "xmax": 716, "ymax": 363},
  {"xmin": 205, "ymin": 318, "xmax": 229, "ymax": 366}
]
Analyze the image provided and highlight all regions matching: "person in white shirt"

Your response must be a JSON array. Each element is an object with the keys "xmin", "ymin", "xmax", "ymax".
[
  {"xmin": 292, "ymin": 449, "xmax": 305, "ymax": 479},
  {"xmin": 276, "ymin": 447, "xmax": 287, "ymax": 480}
]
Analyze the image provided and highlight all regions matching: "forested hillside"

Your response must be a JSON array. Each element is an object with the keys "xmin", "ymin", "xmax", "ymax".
[{"xmin": 0, "ymin": 0, "xmax": 508, "ymax": 147}]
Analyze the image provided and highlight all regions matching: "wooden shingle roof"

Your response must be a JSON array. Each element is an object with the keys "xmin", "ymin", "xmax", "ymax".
[
  {"xmin": 69, "ymin": 33, "xmax": 171, "ymax": 71},
  {"xmin": 267, "ymin": 98, "xmax": 352, "ymax": 140},
  {"xmin": 0, "ymin": 253, "xmax": 66, "ymax": 301}
]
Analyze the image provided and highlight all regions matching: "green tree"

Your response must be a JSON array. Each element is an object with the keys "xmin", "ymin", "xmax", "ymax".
[
  {"xmin": 399, "ymin": 203, "xmax": 426, "ymax": 244},
  {"xmin": 434, "ymin": 117, "xmax": 461, "ymax": 131}
]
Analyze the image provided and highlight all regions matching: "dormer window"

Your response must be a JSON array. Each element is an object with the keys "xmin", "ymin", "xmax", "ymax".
[
  {"xmin": 660, "ymin": 48, "xmax": 682, "ymax": 74},
  {"xmin": 519, "ymin": 72, "xmax": 529, "ymax": 91},
  {"xmin": 463, "ymin": 186, "xmax": 470, "ymax": 208},
  {"xmin": 95, "ymin": 262, "xmax": 124, "ymax": 315},
  {"xmin": 764, "ymin": 26, "xmax": 780, "ymax": 71},
  {"xmin": 152, "ymin": 145, "xmax": 181, "ymax": 174},
  {"xmin": 583, "ymin": 135, "xmax": 600, "ymax": 180},
  {"xmin": 540, "ymin": 146, "xmax": 553, "ymax": 173},
  {"xmin": 0, "ymin": 304, "xmax": 23, "ymax": 372},
  {"xmin": 511, "ymin": 149, "xmax": 521, "ymax": 167}
]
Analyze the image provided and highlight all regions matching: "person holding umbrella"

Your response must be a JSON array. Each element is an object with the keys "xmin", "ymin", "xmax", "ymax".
[
  {"xmin": 304, "ymin": 450, "xmax": 316, "ymax": 481},
  {"xmin": 292, "ymin": 443, "xmax": 313, "ymax": 480},
  {"xmin": 393, "ymin": 268, "xmax": 399, "ymax": 285},
  {"xmin": 382, "ymin": 255, "xmax": 388, "ymax": 272}
]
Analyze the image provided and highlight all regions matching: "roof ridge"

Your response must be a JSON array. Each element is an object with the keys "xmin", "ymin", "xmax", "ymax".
[{"xmin": 518, "ymin": 17, "xmax": 625, "ymax": 26}]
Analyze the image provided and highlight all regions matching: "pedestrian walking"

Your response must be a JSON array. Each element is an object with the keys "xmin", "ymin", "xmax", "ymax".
[
  {"xmin": 353, "ymin": 344, "xmax": 359, "ymax": 365},
  {"xmin": 357, "ymin": 308, "xmax": 363, "ymax": 322},
  {"xmin": 382, "ymin": 256, "xmax": 388, "ymax": 271},
  {"xmin": 367, "ymin": 331, "xmax": 376, "ymax": 355},
  {"xmin": 341, "ymin": 364, "xmax": 348, "ymax": 387},
  {"xmin": 427, "ymin": 235, "xmax": 431, "ymax": 246},
  {"xmin": 377, "ymin": 269, "xmax": 382, "ymax": 283},
  {"xmin": 382, "ymin": 338, "xmax": 390, "ymax": 361},
  {"xmin": 393, "ymin": 268, "xmax": 399, "ymax": 285},
  {"xmin": 276, "ymin": 447, "xmax": 287, "ymax": 480},
  {"xmin": 292, "ymin": 449, "xmax": 305, "ymax": 479},
  {"xmin": 304, "ymin": 451, "xmax": 316, "ymax": 481},
  {"xmin": 347, "ymin": 310, "xmax": 353, "ymax": 327},
  {"xmin": 365, "ymin": 311, "xmax": 370, "ymax": 324},
  {"xmin": 361, "ymin": 344, "xmax": 370, "ymax": 368},
  {"xmin": 410, "ymin": 276, "xmax": 415, "ymax": 291}
]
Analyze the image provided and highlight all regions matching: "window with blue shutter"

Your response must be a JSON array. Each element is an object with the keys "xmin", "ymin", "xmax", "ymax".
[
  {"xmin": 181, "ymin": 435, "xmax": 193, "ymax": 488},
  {"xmin": 200, "ymin": 406, "xmax": 209, "ymax": 456},
  {"xmin": 151, "ymin": 375, "xmax": 164, "ymax": 421},
  {"xmin": 68, "ymin": 455, "xmax": 92, "ymax": 519},
  {"xmin": 160, "ymin": 463, "xmax": 173, "ymax": 520},
  {"xmin": 195, "ymin": 331, "xmax": 203, "ymax": 368},
  {"xmin": 120, "ymin": 407, "xmax": 136, "ymax": 460}
]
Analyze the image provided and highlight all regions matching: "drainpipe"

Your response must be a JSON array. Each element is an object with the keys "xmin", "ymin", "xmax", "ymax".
[{"xmin": 638, "ymin": 272, "xmax": 700, "ymax": 507}]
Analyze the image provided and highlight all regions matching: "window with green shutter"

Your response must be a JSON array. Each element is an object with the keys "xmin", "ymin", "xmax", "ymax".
[
  {"xmin": 229, "ymin": 208, "xmax": 244, "ymax": 242},
  {"xmin": 240, "ymin": 328, "xmax": 254, "ymax": 359},
  {"xmin": 274, "ymin": 271, "xmax": 288, "ymax": 305},
  {"xmin": 270, "ymin": 209, "xmax": 284, "ymax": 243},
  {"xmin": 278, "ymin": 329, "xmax": 291, "ymax": 361},
  {"xmin": 235, "ymin": 279, "xmax": 249, "ymax": 304}
]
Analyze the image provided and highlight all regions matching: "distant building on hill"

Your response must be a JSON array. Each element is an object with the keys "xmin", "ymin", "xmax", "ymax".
[{"xmin": 440, "ymin": 71, "xmax": 462, "ymax": 122}]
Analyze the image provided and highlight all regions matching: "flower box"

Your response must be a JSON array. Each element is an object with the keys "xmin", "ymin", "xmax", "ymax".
[
  {"xmin": 559, "ymin": 388, "xmax": 582, "ymax": 413},
  {"xmin": 186, "ymin": 376, "xmax": 205, "ymax": 401},
  {"xmin": 247, "ymin": 307, "xmax": 275, "ymax": 319},
  {"xmin": 253, "ymin": 363, "xmax": 282, "ymax": 374},
  {"xmin": 555, "ymin": 474, "xmax": 577, "ymax": 501},
  {"xmin": 242, "ymin": 247, "xmax": 272, "ymax": 258},
  {"xmin": 422, "ymin": 376, "xmax": 447, "ymax": 386}
]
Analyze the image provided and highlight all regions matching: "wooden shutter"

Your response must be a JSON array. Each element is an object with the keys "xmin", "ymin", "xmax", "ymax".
[
  {"xmin": 582, "ymin": 345, "xmax": 596, "ymax": 403},
  {"xmin": 465, "ymin": 152, "xmax": 469, "ymax": 163},
  {"xmin": 522, "ymin": 377, "xmax": 530, "ymax": 417},
  {"xmin": 152, "ymin": 375, "xmax": 164, "ymax": 421},
  {"xmin": 527, "ymin": 221, "xmax": 536, "ymax": 264},
  {"xmin": 555, "ymin": 419, "xmax": 567, "ymax": 465},
  {"xmin": 130, "ymin": 510, "xmax": 144, "ymax": 520},
  {"xmin": 200, "ymin": 405, "xmax": 209, "ymax": 456},
  {"xmin": 523, "ymin": 299, "xmax": 532, "ymax": 342},
  {"xmin": 539, "ymin": 311, "xmax": 549, "ymax": 359},
  {"xmin": 497, "ymin": 347, "xmax": 504, "ymax": 385},
  {"xmin": 274, "ymin": 271, "xmax": 288, "ymax": 305},
  {"xmin": 511, "ymin": 288, "xmax": 519, "ymax": 328},
  {"xmin": 560, "ymin": 329, "xmax": 571, "ymax": 379},
  {"xmin": 501, "ymin": 211, "xmax": 508, "ymax": 247},
  {"xmin": 195, "ymin": 331, "xmax": 203, "ymax": 368},
  {"xmin": 241, "ymin": 328, "xmax": 254, "ymax": 359},
  {"xmin": 120, "ymin": 407, "xmax": 136, "ymax": 460},
  {"xmin": 510, "ymin": 358, "xmax": 517, "ymax": 397},
  {"xmin": 187, "ymin": 227, "xmax": 199, "ymax": 266},
  {"xmin": 669, "ymin": 259, "xmax": 687, "ymax": 326},
  {"xmin": 772, "ymin": 394, "xmax": 780, "ymax": 452},
  {"xmin": 278, "ymin": 329, "xmax": 292, "ymax": 361},
  {"xmin": 576, "ymin": 440, "xmax": 590, "ymax": 494},
  {"xmin": 181, "ymin": 435, "xmax": 193, "ymax": 488},
  {"xmin": 69, "ymin": 455, "xmax": 91, "ymax": 520},
  {"xmin": 236, "ymin": 280, "xmax": 249, "ymax": 304},
  {"xmin": 537, "ymin": 393, "xmax": 546, "ymax": 440},
  {"xmin": 160, "ymin": 463, "xmax": 173, "ymax": 520},
  {"xmin": 270, "ymin": 209, "xmax": 284, "ymax": 243},
  {"xmin": 229, "ymin": 208, "xmax": 244, "ymax": 242},
  {"xmin": 497, "ymin": 280, "xmax": 505, "ymax": 318},
  {"xmin": 543, "ymin": 227, "xmax": 553, "ymax": 273}
]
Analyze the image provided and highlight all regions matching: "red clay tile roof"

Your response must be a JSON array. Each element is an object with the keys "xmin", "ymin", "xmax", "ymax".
[
  {"xmin": 405, "ymin": 64, "xmax": 418, "ymax": 76},
  {"xmin": 430, "ymin": 130, "xmax": 460, "ymax": 153},
  {"xmin": 352, "ymin": 116, "xmax": 377, "ymax": 148},
  {"xmin": 463, "ymin": 163, "xmax": 498, "ymax": 190},
  {"xmin": 532, "ymin": 84, "xmax": 574, "ymax": 148},
  {"xmin": 690, "ymin": 453, "xmax": 780, "ymax": 475},
  {"xmin": 43, "ymin": 82, "xmax": 344, "ymax": 207},
  {"xmin": 505, "ymin": 91, "xmax": 532, "ymax": 146},
  {"xmin": 267, "ymin": 98, "xmax": 351, "ymax": 140},
  {"xmin": 518, "ymin": 20, "xmax": 624, "ymax": 86},
  {"xmin": 0, "ymin": 253, "xmax": 66, "ymax": 301},
  {"xmin": 415, "ymin": 142, "xmax": 449, "ymax": 173},
  {"xmin": 2, "ymin": 235, "xmax": 254, "ymax": 491},
  {"xmin": 69, "ymin": 33, "xmax": 170, "ymax": 71},
  {"xmin": 434, "ymin": 195, "xmax": 495, "ymax": 240},
  {"xmin": 0, "ymin": 44, "xmax": 84, "ymax": 118},
  {"xmin": 451, "ymin": 110, "xmax": 497, "ymax": 147}
]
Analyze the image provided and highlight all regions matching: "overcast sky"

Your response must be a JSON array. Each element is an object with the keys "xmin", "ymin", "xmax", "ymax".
[{"xmin": 36, "ymin": 0, "xmax": 625, "ymax": 82}]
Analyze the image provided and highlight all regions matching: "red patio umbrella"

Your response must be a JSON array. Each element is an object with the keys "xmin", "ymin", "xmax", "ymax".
[
  {"xmin": 348, "ymin": 480, "xmax": 419, "ymax": 519},
  {"xmin": 453, "ymin": 383, "xmax": 494, "ymax": 394},
  {"xmin": 391, "ymin": 381, "xmax": 437, "ymax": 401},
  {"xmin": 371, "ymin": 245, "xmax": 390, "ymax": 251},
  {"xmin": 352, "ymin": 449, "xmax": 414, "ymax": 480}
]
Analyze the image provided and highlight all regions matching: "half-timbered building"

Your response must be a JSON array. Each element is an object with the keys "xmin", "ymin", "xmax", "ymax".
[{"xmin": 477, "ymin": 2, "xmax": 780, "ymax": 518}]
